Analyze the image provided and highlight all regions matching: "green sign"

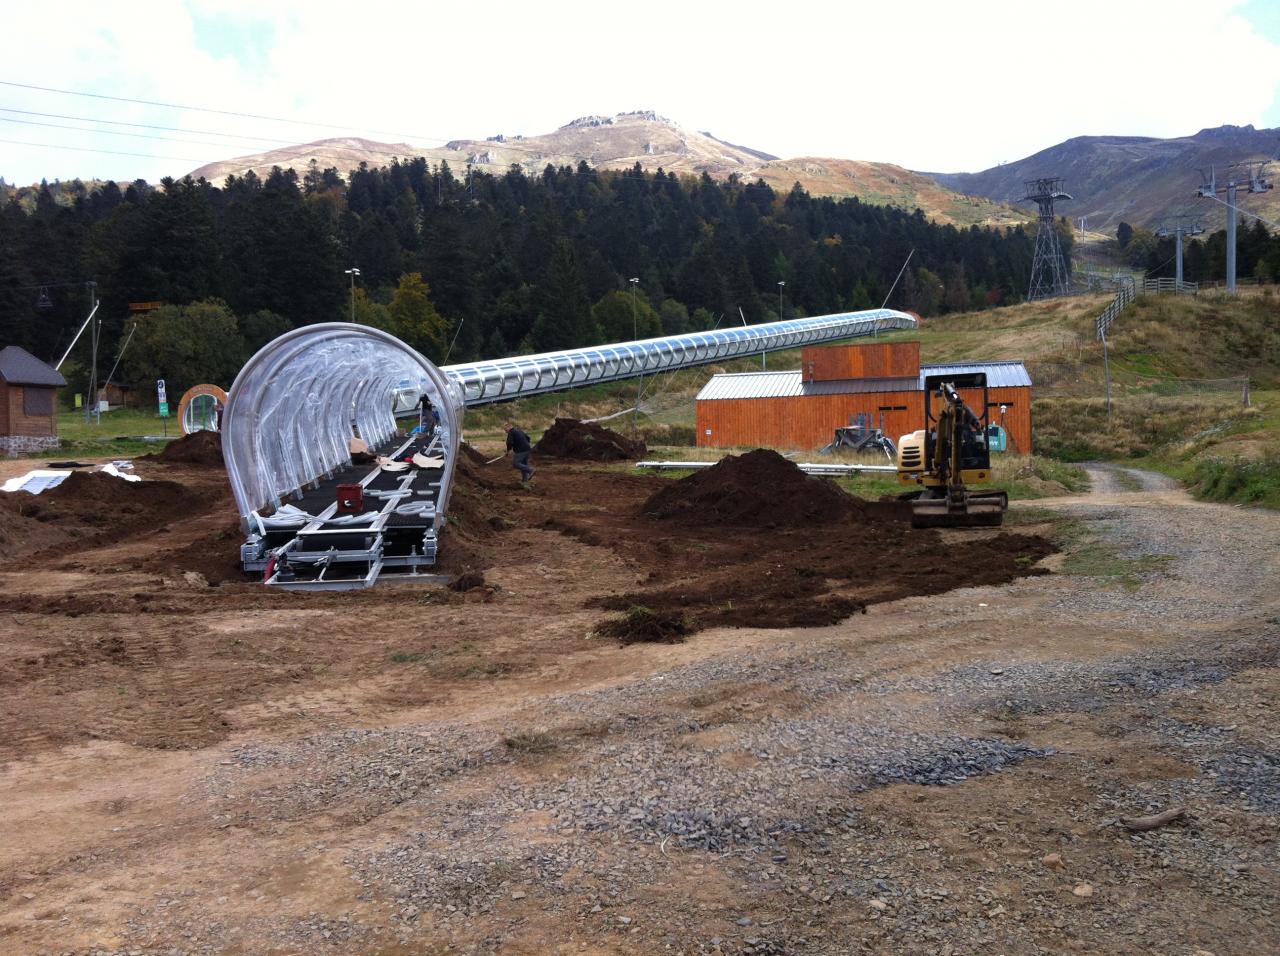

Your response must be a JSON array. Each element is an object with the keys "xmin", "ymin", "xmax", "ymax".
[{"xmin": 159, "ymin": 402, "xmax": 170, "ymax": 418}]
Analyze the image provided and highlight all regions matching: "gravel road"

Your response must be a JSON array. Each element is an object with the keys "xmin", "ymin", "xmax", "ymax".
[{"xmin": 13, "ymin": 467, "xmax": 1280, "ymax": 955}]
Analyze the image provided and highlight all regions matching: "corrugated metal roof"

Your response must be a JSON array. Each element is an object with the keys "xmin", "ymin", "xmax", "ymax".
[
  {"xmin": 696, "ymin": 371, "xmax": 804, "ymax": 400},
  {"xmin": 920, "ymin": 361, "xmax": 1032, "ymax": 388},
  {"xmin": 696, "ymin": 361, "xmax": 1032, "ymax": 401},
  {"xmin": 0, "ymin": 346, "xmax": 66, "ymax": 387}
]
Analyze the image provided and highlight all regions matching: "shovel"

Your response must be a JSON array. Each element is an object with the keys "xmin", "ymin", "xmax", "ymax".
[{"xmin": 485, "ymin": 455, "xmax": 505, "ymax": 465}]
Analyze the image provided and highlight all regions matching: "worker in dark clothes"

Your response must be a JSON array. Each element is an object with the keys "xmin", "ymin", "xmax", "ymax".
[
  {"xmin": 503, "ymin": 421, "xmax": 535, "ymax": 486},
  {"xmin": 418, "ymin": 395, "xmax": 438, "ymax": 439}
]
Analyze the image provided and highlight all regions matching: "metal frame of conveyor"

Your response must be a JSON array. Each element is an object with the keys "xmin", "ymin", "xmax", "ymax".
[
  {"xmin": 225, "ymin": 309, "xmax": 916, "ymax": 589},
  {"xmin": 250, "ymin": 431, "xmax": 449, "ymax": 591}
]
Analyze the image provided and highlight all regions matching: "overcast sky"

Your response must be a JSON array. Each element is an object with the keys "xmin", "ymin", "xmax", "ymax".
[{"xmin": 3, "ymin": 0, "xmax": 1279, "ymax": 186}]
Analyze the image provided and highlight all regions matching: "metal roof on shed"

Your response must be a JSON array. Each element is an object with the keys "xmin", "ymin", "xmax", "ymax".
[
  {"xmin": 0, "ymin": 346, "xmax": 66, "ymax": 387},
  {"xmin": 696, "ymin": 361, "xmax": 1031, "ymax": 401},
  {"xmin": 919, "ymin": 361, "xmax": 1032, "ymax": 389}
]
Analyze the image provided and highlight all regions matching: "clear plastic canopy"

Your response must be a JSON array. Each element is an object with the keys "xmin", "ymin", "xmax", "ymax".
[{"xmin": 222, "ymin": 324, "xmax": 462, "ymax": 524}]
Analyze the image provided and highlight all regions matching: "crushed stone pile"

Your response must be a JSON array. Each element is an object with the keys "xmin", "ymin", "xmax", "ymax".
[
  {"xmin": 533, "ymin": 418, "xmax": 647, "ymax": 461},
  {"xmin": 642, "ymin": 448, "xmax": 870, "ymax": 527}
]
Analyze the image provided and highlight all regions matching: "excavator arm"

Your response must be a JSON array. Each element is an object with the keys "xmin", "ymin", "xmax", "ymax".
[{"xmin": 896, "ymin": 375, "xmax": 1008, "ymax": 529}]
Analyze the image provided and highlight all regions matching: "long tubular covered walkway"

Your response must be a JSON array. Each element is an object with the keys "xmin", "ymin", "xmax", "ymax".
[
  {"xmin": 221, "ymin": 308, "xmax": 916, "ymax": 587},
  {"xmin": 442, "ymin": 309, "xmax": 915, "ymax": 406}
]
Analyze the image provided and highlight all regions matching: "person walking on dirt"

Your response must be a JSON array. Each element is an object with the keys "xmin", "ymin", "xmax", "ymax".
[{"xmin": 503, "ymin": 422, "xmax": 535, "ymax": 486}]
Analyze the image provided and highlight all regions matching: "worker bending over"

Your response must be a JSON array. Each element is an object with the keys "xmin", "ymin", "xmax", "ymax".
[{"xmin": 503, "ymin": 422, "xmax": 535, "ymax": 486}]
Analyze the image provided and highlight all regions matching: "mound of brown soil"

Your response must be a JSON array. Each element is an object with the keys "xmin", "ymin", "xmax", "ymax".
[
  {"xmin": 0, "ymin": 492, "xmax": 78, "ymax": 560},
  {"xmin": 643, "ymin": 449, "xmax": 868, "ymax": 528},
  {"xmin": 146, "ymin": 519, "xmax": 247, "ymax": 586},
  {"xmin": 0, "ymin": 471, "xmax": 208, "ymax": 563},
  {"xmin": 534, "ymin": 418, "xmax": 646, "ymax": 461},
  {"xmin": 142, "ymin": 430, "xmax": 224, "ymax": 467},
  {"xmin": 459, "ymin": 442, "xmax": 492, "ymax": 467},
  {"xmin": 437, "ymin": 448, "xmax": 519, "ymax": 574}
]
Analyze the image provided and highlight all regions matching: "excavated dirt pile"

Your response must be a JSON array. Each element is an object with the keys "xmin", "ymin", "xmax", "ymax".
[
  {"xmin": 643, "ymin": 448, "xmax": 869, "ymax": 527},
  {"xmin": 434, "ymin": 443, "xmax": 517, "ymax": 574},
  {"xmin": 514, "ymin": 458, "xmax": 1054, "ymax": 634},
  {"xmin": 142, "ymin": 430, "xmax": 225, "ymax": 467},
  {"xmin": 534, "ymin": 418, "xmax": 647, "ymax": 461},
  {"xmin": 0, "ymin": 471, "xmax": 202, "ymax": 563}
]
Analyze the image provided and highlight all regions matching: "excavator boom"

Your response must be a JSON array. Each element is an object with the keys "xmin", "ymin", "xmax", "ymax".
[{"xmin": 897, "ymin": 374, "xmax": 1008, "ymax": 529}]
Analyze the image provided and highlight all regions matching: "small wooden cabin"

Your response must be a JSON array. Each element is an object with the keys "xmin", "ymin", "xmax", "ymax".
[
  {"xmin": 0, "ymin": 346, "xmax": 67, "ymax": 456},
  {"xmin": 695, "ymin": 341, "xmax": 1033, "ymax": 454}
]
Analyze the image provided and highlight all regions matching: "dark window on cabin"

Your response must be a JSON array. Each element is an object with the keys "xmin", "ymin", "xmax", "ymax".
[
  {"xmin": 23, "ymin": 387, "xmax": 54, "ymax": 416},
  {"xmin": 877, "ymin": 405, "xmax": 908, "ymax": 411}
]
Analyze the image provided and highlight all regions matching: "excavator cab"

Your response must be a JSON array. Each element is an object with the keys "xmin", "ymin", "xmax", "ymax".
[{"xmin": 896, "ymin": 372, "xmax": 1008, "ymax": 529}]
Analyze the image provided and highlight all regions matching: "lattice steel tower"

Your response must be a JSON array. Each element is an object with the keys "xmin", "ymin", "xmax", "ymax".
[{"xmin": 1022, "ymin": 177, "xmax": 1073, "ymax": 300}]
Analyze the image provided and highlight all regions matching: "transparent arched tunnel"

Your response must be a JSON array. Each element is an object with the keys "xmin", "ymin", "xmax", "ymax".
[{"xmin": 222, "ymin": 309, "xmax": 916, "ymax": 588}]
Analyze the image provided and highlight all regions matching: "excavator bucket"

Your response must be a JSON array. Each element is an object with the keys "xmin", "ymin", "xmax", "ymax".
[{"xmin": 910, "ymin": 491, "xmax": 1008, "ymax": 529}]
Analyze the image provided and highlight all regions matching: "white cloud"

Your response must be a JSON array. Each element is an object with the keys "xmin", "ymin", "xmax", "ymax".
[{"xmin": 2, "ymin": 0, "xmax": 1278, "ymax": 184}]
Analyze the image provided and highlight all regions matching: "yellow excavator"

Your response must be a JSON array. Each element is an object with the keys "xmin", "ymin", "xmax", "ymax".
[{"xmin": 896, "ymin": 372, "xmax": 1008, "ymax": 529}]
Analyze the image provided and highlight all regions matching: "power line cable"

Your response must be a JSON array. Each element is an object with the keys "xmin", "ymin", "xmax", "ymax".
[
  {"xmin": 0, "ymin": 116, "xmax": 552, "ymax": 175},
  {"xmin": 1203, "ymin": 193, "xmax": 1280, "ymax": 232},
  {"xmin": 0, "ymin": 79, "xmax": 459, "ymax": 142},
  {"xmin": 0, "ymin": 115, "xmax": 290, "ymax": 150},
  {"xmin": 0, "ymin": 106, "xmax": 297, "ymax": 145},
  {"xmin": 0, "ymin": 83, "xmax": 630, "ymax": 166},
  {"xmin": 0, "ymin": 136, "xmax": 204, "ymax": 162}
]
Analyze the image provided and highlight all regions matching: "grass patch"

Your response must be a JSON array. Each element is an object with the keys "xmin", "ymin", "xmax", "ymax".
[
  {"xmin": 24, "ymin": 408, "xmax": 178, "ymax": 459},
  {"xmin": 1033, "ymin": 394, "xmax": 1246, "ymax": 460},
  {"xmin": 388, "ymin": 641, "xmax": 513, "ymax": 679},
  {"xmin": 1003, "ymin": 505, "xmax": 1066, "ymax": 528},
  {"xmin": 1007, "ymin": 509, "xmax": 1172, "ymax": 589},
  {"xmin": 1060, "ymin": 542, "xmax": 1173, "ymax": 590},
  {"xmin": 1112, "ymin": 469, "xmax": 1144, "ymax": 492},
  {"xmin": 1185, "ymin": 452, "xmax": 1280, "ymax": 509},
  {"xmin": 829, "ymin": 454, "xmax": 1088, "ymax": 502},
  {"xmin": 1052, "ymin": 516, "xmax": 1173, "ymax": 590}
]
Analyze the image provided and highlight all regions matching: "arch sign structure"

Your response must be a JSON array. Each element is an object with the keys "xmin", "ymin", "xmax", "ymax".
[
  {"xmin": 178, "ymin": 384, "xmax": 228, "ymax": 435},
  {"xmin": 223, "ymin": 309, "xmax": 915, "ymax": 589}
]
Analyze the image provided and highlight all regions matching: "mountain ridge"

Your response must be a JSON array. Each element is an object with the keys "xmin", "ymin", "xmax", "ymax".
[
  {"xmin": 185, "ymin": 111, "xmax": 1023, "ymax": 228},
  {"xmin": 926, "ymin": 124, "xmax": 1280, "ymax": 231}
]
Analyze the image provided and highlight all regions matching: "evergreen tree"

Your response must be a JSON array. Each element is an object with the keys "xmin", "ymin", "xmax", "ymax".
[{"xmin": 531, "ymin": 240, "xmax": 597, "ymax": 350}]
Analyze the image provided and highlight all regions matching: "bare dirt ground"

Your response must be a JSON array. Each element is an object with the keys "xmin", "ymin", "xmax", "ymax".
[{"xmin": 1, "ymin": 451, "xmax": 1277, "ymax": 955}]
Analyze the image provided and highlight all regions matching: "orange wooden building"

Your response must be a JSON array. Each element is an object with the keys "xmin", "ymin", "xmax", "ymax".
[{"xmin": 695, "ymin": 341, "xmax": 1033, "ymax": 454}]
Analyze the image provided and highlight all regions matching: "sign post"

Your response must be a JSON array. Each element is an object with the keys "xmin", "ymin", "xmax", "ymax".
[{"xmin": 157, "ymin": 378, "xmax": 169, "ymax": 437}]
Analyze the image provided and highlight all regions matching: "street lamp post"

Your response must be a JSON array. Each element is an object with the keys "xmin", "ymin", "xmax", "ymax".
[
  {"xmin": 771, "ymin": 280, "xmax": 786, "ymax": 371},
  {"xmin": 344, "ymin": 267, "xmax": 361, "ymax": 322},
  {"xmin": 629, "ymin": 277, "xmax": 640, "ymax": 434}
]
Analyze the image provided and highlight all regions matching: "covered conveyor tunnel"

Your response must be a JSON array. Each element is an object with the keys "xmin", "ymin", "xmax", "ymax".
[{"xmin": 222, "ymin": 308, "xmax": 917, "ymax": 588}]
